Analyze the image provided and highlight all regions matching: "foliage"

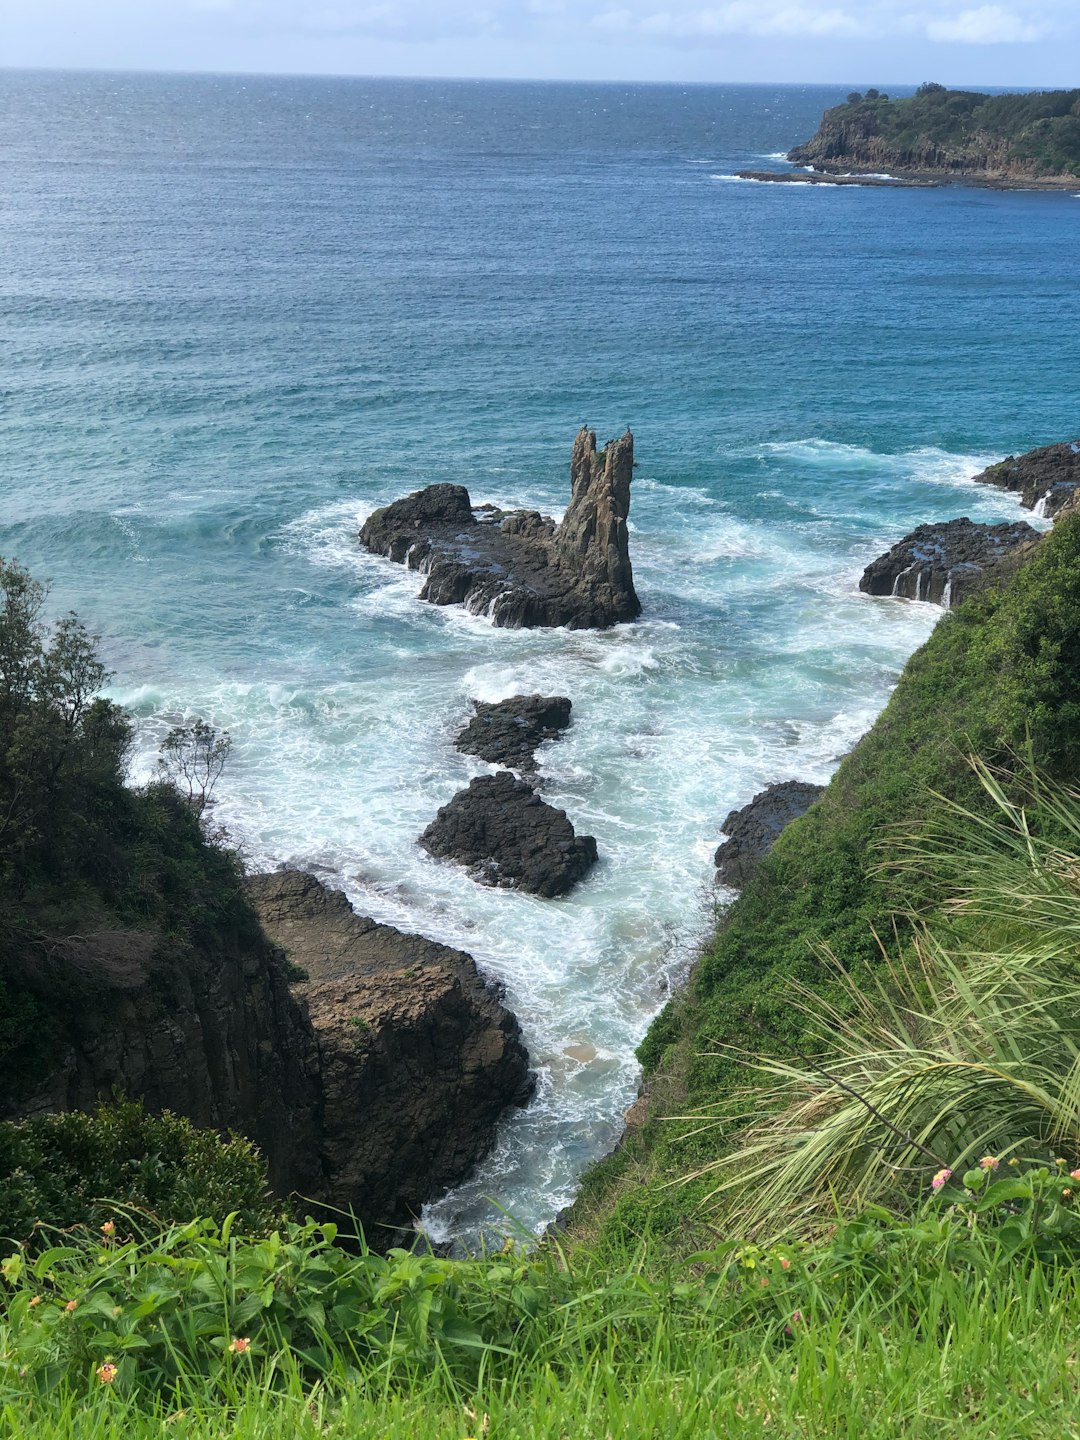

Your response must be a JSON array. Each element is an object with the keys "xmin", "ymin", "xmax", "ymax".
[
  {"xmin": 0, "ymin": 1200, "xmax": 1078, "ymax": 1437},
  {"xmin": 156, "ymin": 722, "xmax": 231, "ymax": 818},
  {"xmin": 0, "ymin": 1102, "xmax": 278, "ymax": 1247},
  {"xmin": 682, "ymin": 756, "xmax": 1080, "ymax": 1234},
  {"xmin": 799, "ymin": 85, "xmax": 1080, "ymax": 177},
  {"xmin": 0, "ymin": 557, "xmax": 133, "ymax": 895}
]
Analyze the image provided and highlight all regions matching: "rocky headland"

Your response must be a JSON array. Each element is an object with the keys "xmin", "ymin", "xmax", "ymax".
[
  {"xmin": 420, "ymin": 772, "xmax": 598, "ymax": 898},
  {"xmin": 247, "ymin": 870, "xmax": 533, "ymax": 1231},
  {"xmin": 859, "ymin": 518, "xmax": 1040, "ymax": 607},
  {"xmin": 785, "ymin": 85, "xmax": 1080, "ymax": 188},
  {"xmin": 359, "ymin": 427, "xmax": 641, "ymax": 630},
  {"xmin": 714, "ymin": 781, "xmax": 825, "ymax": 890},
  {"xmin": 972, "ymin": 439, "xmax": 1080, "ymax": 517},
  {"xmin": 456, "ymin": 694, "xmax": 572, "ymax": 774}
]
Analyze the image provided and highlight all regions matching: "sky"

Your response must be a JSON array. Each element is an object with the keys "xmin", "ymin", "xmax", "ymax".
[{"xmin": 3, "ymin": 0, "xmax": 1078, "ymax": 85}]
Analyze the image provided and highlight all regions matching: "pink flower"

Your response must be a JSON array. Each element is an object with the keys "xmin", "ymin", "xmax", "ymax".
[
  {"xmin": 979, "ymin": 1156, "xmax": 999, "ymax": 1172},
  {"xmin": 96, "ymin": 1363, "xmax": 117, "ymax": 1385},
  {"xmin": 228, "ymin": 1337, "xmax": 251, "ymax": 1355},
  {"xmin": 931, "ymin": 1168, "xmax": 952, "ymax": 1192},
  {"xmin": 1070, "ymin": 1169, "xmax": 1080, "ymax": 1182}
]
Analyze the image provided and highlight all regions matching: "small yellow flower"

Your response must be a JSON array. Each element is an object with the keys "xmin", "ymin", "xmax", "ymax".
[
  {"xmin": 96, "ymin": 1363, "xmax": 118, "ymax": 1385},
  {"xmin": 100, "ymin": 1221, "xmax": 116, "ymax": 1238},
  {"xmin": 28, "ymin": 1296, "xmax": 41, "ymax": 1308},
  {"xmin": 228, "ymin": 1337, "xmax": 251, "ymax": 1355}
]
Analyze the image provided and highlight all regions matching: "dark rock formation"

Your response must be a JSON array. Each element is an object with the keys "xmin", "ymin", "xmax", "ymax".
[
  {"xmin": 859, "ymin": 518, "xmax": 1040, "ymax": 607},
  {"xmin": 456, "ymin": 694, "xmax": 572, "ymax": 774},
  {"xmin": 420, "ymin": 772, "xmax": 598, "ymax": 898},
  {"xmin": 247, "ymin": 870, "xmax": 533, "ymax": 1230},
  {"xmin": 736, "ymin": 169, "xmax": 935, "ymax": 187},
  {"xmin": 973, "ymin": 441, "xmax": 1080, "ymax": 518},
  {"xmin": 1, "ymin": 926, "xmax": 324, "ymax": 1202},
  {"xmin": 359, "ymin": 427, "xmax": 641, "ymax": 630},
  {"xmin": 714, "ymin": 781, "xmax": 825, "ymax": 889}
]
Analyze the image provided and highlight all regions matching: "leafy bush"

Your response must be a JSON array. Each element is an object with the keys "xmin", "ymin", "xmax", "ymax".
[{"xmin": 0, "ymin": 1102, "xmax": 278, "ymax": 1246}]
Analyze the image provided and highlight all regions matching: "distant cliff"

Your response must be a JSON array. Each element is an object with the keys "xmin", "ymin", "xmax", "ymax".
[{"xmin": 789, "ymin": 85, "xmax": 1080, "ymax": 184}]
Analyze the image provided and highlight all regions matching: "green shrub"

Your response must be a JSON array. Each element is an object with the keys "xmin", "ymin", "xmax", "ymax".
[{"xmin": 0, "ymin": 1101, "xmax": 278, "ymax": 1246}]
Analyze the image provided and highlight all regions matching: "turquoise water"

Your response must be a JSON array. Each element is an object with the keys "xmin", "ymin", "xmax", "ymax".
[{"xmin": 2, "ymin": 71, "xmax": 1077, "ymax": 1245}]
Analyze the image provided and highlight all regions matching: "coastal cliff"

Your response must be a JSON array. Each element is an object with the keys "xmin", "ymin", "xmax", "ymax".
[{"xmin": 788, "ymin": 85, "xmax": 1080, "ymax": 184}]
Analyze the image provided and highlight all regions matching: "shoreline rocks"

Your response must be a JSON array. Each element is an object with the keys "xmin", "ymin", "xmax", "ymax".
[
  {"xmin": 420, "ymin": 771, "xmax": 598, "ymax": 898},
  {"xmin": 972, "ymin": 440, "xmax": 1080, "ymax": 518},
  {"xmin": 859, "ymin": 518, "xmax": 1040, "ymax": 607},
  {"xmin": 455, "ymin": 694, "xmax": 572, "ymax": 774},
  {"xmin": 714, "ymin": 781, "xmax": 825, "ymax": 889},
  {"xmin": 247, "ymin": 870, "xmax": 534, "ymax": 1231},
  {"xmin": 359, "ymin": 427, "xmax": 641, "ymax": 630}
]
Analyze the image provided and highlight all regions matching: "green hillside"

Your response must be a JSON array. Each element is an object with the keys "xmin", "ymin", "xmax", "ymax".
[{"xmin": 789, "ymin": 84, "xmax": 1080, "ymax": 180}]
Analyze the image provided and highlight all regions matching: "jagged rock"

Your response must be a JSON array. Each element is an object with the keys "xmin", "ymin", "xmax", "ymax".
[
  {"xmin": 456, "ymin": 694, "xmax": 572, "ymax": 773},
  {"xmin": 714, "ymin": 781, "xmax": 825, "ymax": 889},
  {"xmin": 973, "ymin": 440, "xmax": 1080, "ymax": 518},
  {"xmin": 859, "ymin": 518, "xmax": 1040, "ymax": 607},
  {"xmin": 359, "ymin": 428, "xmax": 641, "ymax": 630},
  {"xmin": 246, "ymin": 870, "xmax": 534, "ymax": 1231},
  {"xmin": 420, "ymin": 772, "xmax": 598, "ymax": 898}
]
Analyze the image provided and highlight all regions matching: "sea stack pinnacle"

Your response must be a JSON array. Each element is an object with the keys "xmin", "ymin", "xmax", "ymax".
[{"xmin": 358, "ymin": 427, "xmax": 642, "ymax": 630}]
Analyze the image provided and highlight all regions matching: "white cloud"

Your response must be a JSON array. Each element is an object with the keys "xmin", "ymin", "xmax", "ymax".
[{"xmin": 925, "ymin": 4, "xmax": 1044, "ymax": 42}]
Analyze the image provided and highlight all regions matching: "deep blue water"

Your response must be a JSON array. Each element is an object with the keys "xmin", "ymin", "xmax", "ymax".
[{"xmin": 2, "ymin": 70, "xmax": 1077, "ymax": 1245}]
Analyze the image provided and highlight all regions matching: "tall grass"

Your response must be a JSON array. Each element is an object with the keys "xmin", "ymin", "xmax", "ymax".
[{"xmin": 684, "ymin": 757, "xmax": 1080, "ymax": 1236}]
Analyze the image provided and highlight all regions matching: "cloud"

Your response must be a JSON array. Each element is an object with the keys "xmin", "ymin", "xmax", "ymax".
[{"xmin": 925, "ymin": 5, "xmax": 1044, "ymax": 42}]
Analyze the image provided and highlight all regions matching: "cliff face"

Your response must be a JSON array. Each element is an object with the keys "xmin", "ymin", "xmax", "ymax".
[
  {"xmin": 358, "ymin": 428, "xmax": 642, "ymax": 630},
  {"xmin": 2, "ymin": 871, "xmax": 534, "ymax": 1234},
  {"xmin": 1, "ymin": 925, "xmax": 324, "ymax": 1200},
  {"xmin": 246, "ymin": 870, "xmax": 534, "ymax": 1230},
  {"xmin": 789, "ymin": 87, "xmax": 1080, "ymax": 183}
]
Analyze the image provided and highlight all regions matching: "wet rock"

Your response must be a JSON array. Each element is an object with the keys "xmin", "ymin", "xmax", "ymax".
[
  {"xmin": 455, "ymin": 694, "xmax": 572, "ymax": 773},
  {"xmin": 247, "ymin": 870, "xmax": 534, "ymax": 1231},
  {"xmin": 420, "ymin": 772, "xmax": 598, "ymax": 898},
  {"xmin": 859, "ymin": 518, "xmax": 1040, "ymax": 607},
  {"xmin": 359, "ymin": 427, "xmax": 641, "ymax": 630},
  {"xmin": 973, "ymin": 440, "xmax": 1080, "ymax": 518},
  {"xmin": 714, "ymin": 780, "xmax": 825, "ymax": 889}
]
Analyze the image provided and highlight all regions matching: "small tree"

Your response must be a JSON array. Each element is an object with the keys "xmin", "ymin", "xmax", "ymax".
[
  {"xmin": 157, "ymin": 720, "xmax": 231, "ymax": 817},
  {"xmin": 917, "ymin": 82, "xmax": 947, "ymax": 96},
  {"xmin": 847, "ymin": 91, "xmax": 863, "ymax": 104}
]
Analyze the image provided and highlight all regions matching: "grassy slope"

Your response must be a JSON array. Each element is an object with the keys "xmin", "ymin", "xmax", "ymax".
[
  {"xmin": 570, "ymin": 514, "xmax": 1080, "ymax": 1250},
  {"xmin": 793, "ymin": 87, "xmax": 1080, "ymax": 177}
]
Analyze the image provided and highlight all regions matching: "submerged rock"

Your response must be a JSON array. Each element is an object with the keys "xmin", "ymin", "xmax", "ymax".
[
  {"xmin": 246, "ymin": 870, "xmax": 534, "ymax": 1231},
  {"xmin": 859, "ymin": 518, "xmax": 1040, "ymax": 607},
  {"xmin": 714, "ymin": 780, "xmax": 825, "ymax": 889},
  {"xmin": 359, "ymin": 427, "xmax": 641, "ymax": 630},
  {"xmin": 419, "ymin": 771, "xmax": 598, "ymax": 898},
  {"xmin": 973, "ymin": 440, "xmax": 1080, "ymax": 518},
  {"xmin": 455, "ymin": 694, "xmax": 572, "ymax": 774}
]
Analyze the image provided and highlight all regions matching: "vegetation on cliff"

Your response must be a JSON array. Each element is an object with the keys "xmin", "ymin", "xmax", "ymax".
[{"xmin": 789, "ymin": 84, "xmax": 1080, "ymax": 180}]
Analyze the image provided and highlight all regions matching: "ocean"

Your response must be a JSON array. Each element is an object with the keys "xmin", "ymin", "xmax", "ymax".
[{"xmin": 2, "ymin": 70, "xmax": 1077, "ymax": 1246}]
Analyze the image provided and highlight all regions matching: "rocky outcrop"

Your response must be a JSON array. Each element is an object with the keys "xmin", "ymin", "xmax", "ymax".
[
  {"xmin": 973, "ymin": 441, "xmax": 1080, "ymax": 518},
  {"xmin": 787, "ymin": 88, "xmax": 1080, "ymax": 187},
  {"xmin": 714, "ymin": 781, "xmax": 825, "ymax": 889},
  {"xmin": 456, "ymin": 695, "xmax": 572, "ymax": 774},
  {"xmin": 420, "ymin": 772, "xmax": 598, "ymax": 898},
  {"xmin": 247, "ymin": 870, "xmax": 533, "ymax": 1231},
  {"xmin": 859, "ymin": 518, "xmax": 1040, "ymax": 607},
  {"xmin": 359, "ymin": 428, "xmax": 641, "ymax": 630},
  {"xmin": 0, "ymin": 925, "xmax": 324, "ymax": 1201}
]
